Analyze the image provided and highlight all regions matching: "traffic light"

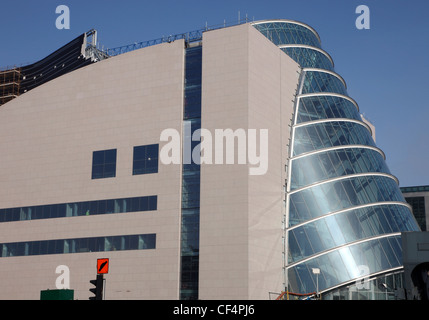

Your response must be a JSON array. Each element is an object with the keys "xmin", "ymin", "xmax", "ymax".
[{"xmin": 89, "ymin": 274, "xmax": 104, "ymax": 300}]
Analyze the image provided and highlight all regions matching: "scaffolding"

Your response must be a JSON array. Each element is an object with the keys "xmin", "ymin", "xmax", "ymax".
[
  {"xmin": 0, "ymin": 67, "xmax": 21, "ymax": 107},
  {"xmin": 274, "ymin": 291, "xmax": 317, "ymax": 300},
  {"xmin": 0, "ymin": 30, "xmax": 108, "ymax": 108},
  {"xmin": 0, "ymin": 17, "xmax": 256, "ymax": 107}
]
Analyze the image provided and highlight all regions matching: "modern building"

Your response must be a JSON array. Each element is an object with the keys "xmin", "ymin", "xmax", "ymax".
[
  {"xmin": 0, "ymin": 19, "xmax": 419, "ymax": 300},
  {"xmin": 401, "ymin": 185, "xmax": 429, "ymax": 231},
  {"xmin": 401, "ymin": 231, "xmax": 429, "ymax": 300}
]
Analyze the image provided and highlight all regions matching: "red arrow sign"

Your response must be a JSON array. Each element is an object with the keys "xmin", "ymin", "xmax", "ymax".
[{"xmin": 97, "ymin": 258, "xmax": 109, "ymax": 274}]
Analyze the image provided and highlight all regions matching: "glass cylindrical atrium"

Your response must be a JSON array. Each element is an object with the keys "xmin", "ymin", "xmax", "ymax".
[{"xmin": 252, "ymin": 20, "xmax": 420, "ymax": 299}]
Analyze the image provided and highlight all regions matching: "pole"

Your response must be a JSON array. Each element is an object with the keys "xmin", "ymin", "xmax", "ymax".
[
  {"xmin": 316, "ymin": 274, "xmax": 319, "ymax": 300},
  {"xmin": 312, "ymin": 268, "xmax": 321, "ymax": 300},
  {"xmin": 103, "ymin": 277, "xmax": 106, "ymax": 300}
]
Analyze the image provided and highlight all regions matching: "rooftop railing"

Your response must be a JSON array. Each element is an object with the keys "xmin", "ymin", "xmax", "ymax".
[
  {"xmin": 103, "ymin": 17, "xmax": 254, "ymax": 57},
  {"xmin": 1, "ymin": 17, "xmax": 255, "ymax": 71}
]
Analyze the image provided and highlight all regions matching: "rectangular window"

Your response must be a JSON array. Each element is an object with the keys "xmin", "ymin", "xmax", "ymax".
[
  {"xmin": 133, "ymin": 144, "xmax": 159, "ymax": 175},
  {"xmin": 0, "ymin": 195, "xmax": 157, "ymax": 223},
  {"xmin": 92, "ymin": 149, "xmax": 117, "ymax": 179},
  {"xmin": 405, "ymin": 196, "xmax": 426, "ymax": 231},
  {"xmin": 0, "ymin": 234, "xmax": 156, "ymax": 258},
  {"xmin": 180, "ymin": 45, "xmax": 202, "ymax": 300}
]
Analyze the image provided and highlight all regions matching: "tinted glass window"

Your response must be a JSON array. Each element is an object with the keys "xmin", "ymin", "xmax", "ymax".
[
  {"xmin": 0, "ymin": 195, "xmax": 157, "ymax": 223},
  {"xmin": 133, "ymin": 144, "xmax": 159, "ymax": 175},
  {"xmin": 92, "ymin": 149, "xmax": 117, "ymax": 179}
]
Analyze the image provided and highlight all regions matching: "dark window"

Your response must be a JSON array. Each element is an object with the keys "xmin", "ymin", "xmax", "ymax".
[
  {"xmin": 92, "ymin": 149, "xmax": 117, "ymax": 179},
  {"xmin": 405, "ymin": 196, "xmax": 427, "ymax": 231},
  {"xmin": 0, "ymin": 195, "xmax": 157, "ymax": 223},
  {"xmin": 133, "ymin": 144, "xmax": 159, "ymax": 175},
  {"xmin": 0, "ymin": 234, "xmax": 156, "ymax": 258}
]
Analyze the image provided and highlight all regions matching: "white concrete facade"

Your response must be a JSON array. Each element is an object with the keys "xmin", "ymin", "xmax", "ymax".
[
  {"xmin": 0, "ymin": 40, "xmax": 186, "ymax": 300},
  {"xmin": 0, "ymin": 23, "xmax": 300, "ymax": 300},
  {"xmin": 199, "ymin": 24, "xmax": 300, "ymax": 299}
]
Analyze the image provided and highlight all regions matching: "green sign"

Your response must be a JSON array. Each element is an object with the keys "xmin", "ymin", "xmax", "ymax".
[{"xmin": 40, "ymin": 289, "xmax": 74, "ymax": 300}]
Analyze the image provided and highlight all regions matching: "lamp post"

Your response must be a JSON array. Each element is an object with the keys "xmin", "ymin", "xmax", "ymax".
[{"xmin": 312, "ymin": 268, "xmax": 321, "ymax": 300}]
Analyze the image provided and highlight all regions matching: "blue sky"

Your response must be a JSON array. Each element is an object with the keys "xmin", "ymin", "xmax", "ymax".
[{"xmin": 1, "ymin": 0, "xmax": 428, "ymax": 187}]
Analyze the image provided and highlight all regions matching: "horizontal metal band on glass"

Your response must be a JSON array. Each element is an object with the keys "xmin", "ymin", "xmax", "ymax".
[
  {"xmin": 287, "ymin": 232, "xmax": 401, "ymax": 269},
  {"xmin": 289, "ymin": 146, "xmax": 390, "ymax": 190},
  {"xmin": 286, "ymin": 234, "xmax": 404, "ymax": 294},
  {"xmin": 288, "ymin": 201, "xmax": 413, "ymax": 231},
  {"xmin": 298, "ymin": 93, "xmax": 359, "ymax": 112},
  {"xmin": 287, "ymin": 203, "xmax": 418, "ymax": 263},
  {"xmin": 289, "ymin": 172, "xmax": 399, "ymax": 195},
  {"xmin": 252, "ymin": 19, "xmax": 321, "ymax": 45},
  {"xmin": 287, "ymin": 173, "xmax": 404, "ymax": 226},
  {"xmin": 0, "ymin": 195, "xmax": 157, "ymax": 223},
  {"xmin": 290, "ymin": 145, "xmax": 386, "ymax": 161},
  {"xmin": 294, "ymin": 118, "xmax": 371, "ymax": 132},
  {"xmin": 303, "ymin": 68, "xmax": 347, "ymax": 89},
  {"xmin": 291, "ymin": 119, "xmax": 375, "ymax": 156},
  {"xmin": 252, "ymin": 20, "xmax": 321, "ymax": 49},
  {"xmin": 293, "ymin": 118, "xmax": 375, "ymax": 147},
  {"xmin": 295, "ymin": 94, "xmax": 362, "ymax": 124},
  {"xmin": 279, "ymin": 44, "xmax": 334, "ymax": 68},
  {"xmin": 0, "ymin": 234, "xmax": 156, "ymax": 258},
  {"xmin": 301, "ymin": 70, "xmax": 348, "ymax": 96},
  {"xmin": 280, "ymin": 47, "xmax": 334, "ymax": 71}
]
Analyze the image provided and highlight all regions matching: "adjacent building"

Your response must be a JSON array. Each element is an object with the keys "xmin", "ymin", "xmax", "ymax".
[
  {"xmin": 0, "ymin": 19, "xmax": 419, "ymax": 300},
  {"xmin": 401, "ymin": 186, "xmax": 429, "ymax": 232}
]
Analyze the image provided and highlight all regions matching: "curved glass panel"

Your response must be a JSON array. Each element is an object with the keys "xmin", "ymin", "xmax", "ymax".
[
  {"xmin": 290, "ymin": 147, "xmax": 390, "ymax": 190},
  {"xmin": 322, "ymin": 271, "xmax": 404, "ymax": 300},
  {"xmin": 253, "ymin": 22, "xmax": 321, "ymax": 48},
  {"xmin": 281, "ymin": 47, "xmax": 334, "ymax": 71},
  {"xmin": 293, "ymin": 121, "xmax": 375, "ymax": 156},
  {"xmin": 288, "ymin": 204, "xmax": 418, "ymax": 263},
  {"xmin": 297, "ymin": 95, "xmax": 360, "ymax": 124},
  {"xmin": 252, "ymin": 20, "xmax": 420, "ymax": 297},
  {"xmin": 289, "ymin": 175, "xmax": 404, "ymax": 226},
  {"xmin": 302, "ymin": 71, "xmax": 347, "ymax": 96},
  {"xmin": 287, "ymin": 235, "xmax": 403, "ymax": 294}
]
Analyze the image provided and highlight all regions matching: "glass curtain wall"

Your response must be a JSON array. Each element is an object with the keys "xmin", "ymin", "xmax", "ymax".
[
  {"xmin": 252, "ymin": 20, "xmax": 419, "ymax": 299},
  {"xmin": 180, "ymin": 45, "xmax": 202, "ymax": 300}
]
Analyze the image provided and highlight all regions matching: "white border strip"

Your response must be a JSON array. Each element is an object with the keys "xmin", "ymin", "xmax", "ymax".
[
  {"xmin": 302, "ymin": 67, "xmax": 347, "ymax": 89},
  {"xmin": 286, "ymin": 232, "xmax": 401, "ymax": 269},
  {"xmin": 288, "ymin": 172, "xmax": 400, "ymax": 195},
  {"xmin": 287, "ymin": 201, "xmax": 412, "ymax": 231},
  {"xmin": 290, "ymin": 144, "xmax": 386, "ymax": 161},
  {"xmin": 293, "ymin": 117, "xmax": 373, "ymax": 137},
  {"xmin": 251, "ymin": 19, "xmax": 321, "ymax": 44},
  {"xmin": 298, "ymin": 92, "xmax": 360, "ymax": 112},
  {"xmin": 278, "ymin": 44, "xmax": 334, "ymax": 68}
]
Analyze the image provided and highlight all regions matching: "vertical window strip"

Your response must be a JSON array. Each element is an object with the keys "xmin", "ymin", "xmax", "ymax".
[{"xmin": 180, "ymin": 45, "xmax": 202, "ymax": 300}]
